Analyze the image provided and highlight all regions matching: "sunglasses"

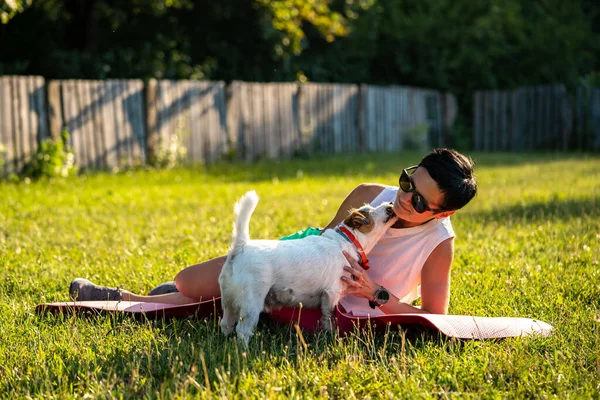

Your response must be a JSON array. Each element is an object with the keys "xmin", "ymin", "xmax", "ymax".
[{"xmin": 399, "ymin": 165, "xmax": 449, "ymax": 214}]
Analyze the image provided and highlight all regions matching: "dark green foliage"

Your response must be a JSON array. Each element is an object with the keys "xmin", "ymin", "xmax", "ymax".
[
  {"xmin": 1, "ymin": 0, "xmax": 596, "ymax": 84},
  {"xmin": 0, "ymin": 0, "xmax": 598, "ymax": 147}
]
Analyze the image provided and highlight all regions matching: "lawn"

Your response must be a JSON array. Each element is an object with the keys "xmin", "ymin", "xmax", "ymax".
[{"xmin": 1, "ymin": 151, "xmax": 599, "ymax": 398}]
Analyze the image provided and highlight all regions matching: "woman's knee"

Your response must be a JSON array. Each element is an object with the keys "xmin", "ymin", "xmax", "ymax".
[{"xmin": 174, "ymin": 256, "xmax": 226, "ymax": 300}]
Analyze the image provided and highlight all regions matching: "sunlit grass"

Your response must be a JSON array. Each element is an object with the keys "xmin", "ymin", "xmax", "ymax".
[{"xmin": 1, "ymin": 151, "xmax": 599, "ymax": 398}]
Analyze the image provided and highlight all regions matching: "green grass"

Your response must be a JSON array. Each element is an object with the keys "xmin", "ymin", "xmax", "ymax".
[{"xmin": 1, "ymin": 151, "xmax": 599, "ymax": 399}]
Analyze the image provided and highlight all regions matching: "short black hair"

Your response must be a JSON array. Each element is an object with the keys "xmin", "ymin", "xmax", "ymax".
[{"xmin": 419, "ymin": 148, "xmax": 477, "ymax": 210}]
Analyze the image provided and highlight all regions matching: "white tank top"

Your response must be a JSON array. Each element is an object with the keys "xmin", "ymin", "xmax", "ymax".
[{"xmin": 339, "ymin": 186, "xmax": 455, "ymax": 316}]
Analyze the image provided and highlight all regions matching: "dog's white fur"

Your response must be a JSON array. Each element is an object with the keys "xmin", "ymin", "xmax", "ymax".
[{"xmin": 218, "ymin": 190, "xmax": 397, "ymax": 345}]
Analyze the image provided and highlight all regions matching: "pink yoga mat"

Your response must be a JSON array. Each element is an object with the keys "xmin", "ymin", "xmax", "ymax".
[{"xmin": 36, "ymin": 298, "xmax": 553, "ymax": 340}]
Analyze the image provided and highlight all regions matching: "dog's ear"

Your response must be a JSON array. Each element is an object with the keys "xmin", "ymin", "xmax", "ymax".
[{"xmin": 344, "ymin": 209, "xmax": 374, "ymax": 233}]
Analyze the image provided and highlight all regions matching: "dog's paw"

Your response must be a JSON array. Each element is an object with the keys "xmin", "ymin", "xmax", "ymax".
[
  {"xmin": 321, "ymin": 316, "xmax": 334, "ymax": 332},
  {"xmin": 236, "ymin": 333, "xmax": 251, "ymax": 347},
  {"xmin": 220, "ymin": 322, "xmax": 235, "ymax": 336}
]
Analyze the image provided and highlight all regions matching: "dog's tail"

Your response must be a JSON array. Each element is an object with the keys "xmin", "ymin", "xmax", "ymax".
[{"xmin": 230, "ymin": 190, "xmax": 259, "ymax": 255}]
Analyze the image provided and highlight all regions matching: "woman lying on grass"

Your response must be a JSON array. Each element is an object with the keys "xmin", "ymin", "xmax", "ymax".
[{"xmin": 69, "ymin": 148, "xmax": 477, "ymax": 316}]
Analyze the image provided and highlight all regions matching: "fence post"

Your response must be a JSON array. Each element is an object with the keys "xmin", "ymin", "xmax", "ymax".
[
  {"xmin": 559, "ymin": 89, "xmax": 572, "ymax": 151},
  {"xmin": 224, "ymin": 82, "xmax": 237, "ymax": 158},
  {"xmin": 358, "ymin": 84, "xmax": 366, "ymax": 152},
  {"xmin": 442, "ymin": 92, "xmax": 457, "ymax": 147},
  {"xmin": 473, "ymin": 91, "xmax": 481, "ymax": 151},
  {"xmin": 592, "ymin": 89, "xmax": 600, "ymax": 151},
  {"xmin": 0, "ymin": 77, "xmax": 14, "ymax": 176},
  {"xmin": 511, "ymin": 89, "xmax": 520, "ymax": 151},
  {"xmin": 145, "ymin": 78, "xmax": 158, "ymax": 163},
  {"xmin": 295, "ymin": 83, "xmax": 305, "ymax": 152}
]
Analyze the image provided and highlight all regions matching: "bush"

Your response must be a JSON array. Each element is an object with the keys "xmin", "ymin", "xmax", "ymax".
[
  {"xmin": 150, "ymin": 134, "xmax": 188, "ymax": 169},
  {"xmin": 21, "ymin": 128, "xmax": 77, "ymax": 180}
]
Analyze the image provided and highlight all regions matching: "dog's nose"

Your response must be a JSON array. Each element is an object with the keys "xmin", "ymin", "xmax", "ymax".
[{"xmin": 385, "ymin": 203, "xmax": 395, "ymax": 216}]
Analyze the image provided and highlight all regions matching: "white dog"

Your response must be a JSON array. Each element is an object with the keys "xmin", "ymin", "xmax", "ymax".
[{"xmin": 218, "ymin": 190, "xmax": 397, "ymax": 344}]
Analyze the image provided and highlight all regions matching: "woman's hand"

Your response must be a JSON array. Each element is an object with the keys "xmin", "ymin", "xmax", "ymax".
[{"xmin": 340, "ymin": 251, "xmax": 378, "ymax": 299}]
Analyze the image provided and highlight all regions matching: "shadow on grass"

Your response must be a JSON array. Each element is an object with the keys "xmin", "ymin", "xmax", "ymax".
[
  {"xmin": 467, "ymin": 151, "xmax": 598, "ymax": 167},
  {"xmin": 466, "ymin": 197, "xmax": 600, "ymax": 223},
  {"xmin": 201, "ymin": 152, "xmax": 421, "ymax": 183},
  {"xmin": 195, "ymin": 151, "xmax": 599, "ymax": 184},
  {"xmin": 31, "ymin": 309, "xmax": 449, "ymax": 397}
]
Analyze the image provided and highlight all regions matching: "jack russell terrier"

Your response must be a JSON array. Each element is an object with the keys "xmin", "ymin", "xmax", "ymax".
[{"xmin": 218, "ymin": 190, "xmax": 397, "ymax": 344}]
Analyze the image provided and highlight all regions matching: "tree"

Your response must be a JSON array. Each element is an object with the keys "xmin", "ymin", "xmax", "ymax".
[
  {"xmin": 0, "ymin": 0, "xmax": 31, "ymax": 24},
  {"xmin": 0, "ymin": 0, "xmax": 598, "ymax": 147}
]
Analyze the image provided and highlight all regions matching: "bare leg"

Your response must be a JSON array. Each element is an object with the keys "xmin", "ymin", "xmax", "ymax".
[
  {"xmin": 174, "ymin": 255, "xmax": 226, "ymax": 300},
  {"xmin": 123, "ymin": 255, "xmax": 227, "ymax": 303},
  {"xmin": 70, "ymin": 256, "xmax": 226, "ymax": 304},
  {"xmin": 120, "ymin": 290, "xmax": 198, "ymax": 305}
]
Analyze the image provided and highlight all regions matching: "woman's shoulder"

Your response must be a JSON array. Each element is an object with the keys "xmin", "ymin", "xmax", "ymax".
[
  {"xmin": 352, "ymin": 183, "xmax": 394, "ymax": 195},
  {"xmin": 349, "ymin": 183, "xmax": 393, "ymax": 204}
]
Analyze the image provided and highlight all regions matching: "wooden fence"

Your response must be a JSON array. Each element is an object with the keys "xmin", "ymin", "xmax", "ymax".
[
  {"xmin": 298, "ymin": 83, "xmax": 360, "ymax": 155},
  {"xmin": 227, "ymin": 81, "xmax": 450, "ymax": 160},
  {"xmin": 147, "ymin": 79, "xmax": 228, "ymax": 164},
  {"xmin": 0, "ymin": 76, "xmax": 49, "ymax": 175},
  {"xmin": 362, "ymin": 86, "xmax": 445, "ymax": 152},
  {"xmin": 474, "ymin": 85, "xmax": 600, "ymax": 151},
  {"xmin": 227, "ymin": 81, "xmax": 300, "ymax": 160},
  {"xmin": 0, "ymin": 76, "xmax": 453, "ymax": 176},
  {"xmin": 51, "ymin": 79, "xmax": 146, "ymax": 170}
]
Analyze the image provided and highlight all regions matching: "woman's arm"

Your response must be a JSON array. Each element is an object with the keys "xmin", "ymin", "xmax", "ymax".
[
  {"xmin": 419, "ymin": 237, "xmax": 454, "ymax": 314},
  {"xmin": 341, "ymin": 237, "xmax": 454, "ymax": 314},
  {"xmin": 323, "ymin": 183, "xmax": 387, "ymax": 230}
]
